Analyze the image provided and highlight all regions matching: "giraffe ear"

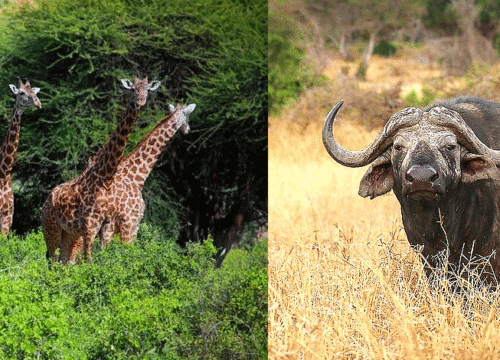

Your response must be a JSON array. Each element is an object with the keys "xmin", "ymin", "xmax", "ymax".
[
  {"xmin": 120, "ymin": 79, "xmax": 134, "ymax": 89},
  {"xmin": 148, "ymin": 80, "xmax": 160, "ymax": 91},
  {"xmin": 9, "ymin": 84, "xmax": 19, "ymax": 94},
  {"xmin": 168, "ymin": 104, "xmax": 176, "ymax": 113},
  {"xmin": 32, "ymin": 87, "xmax": 41, "ymax": 94},
  {"xmin": 183, "ymin": 103, "xmax": 196, "ymax": 115}
]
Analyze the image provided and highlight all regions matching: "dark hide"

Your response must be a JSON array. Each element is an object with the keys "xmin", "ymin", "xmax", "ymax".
[
  {"xmin": 365, "ymin": 97, "xmax": 500, "ymax": 284},
  {"xmin": 396, "ymin": 178, "xmax": 500, "ymax": 283}
]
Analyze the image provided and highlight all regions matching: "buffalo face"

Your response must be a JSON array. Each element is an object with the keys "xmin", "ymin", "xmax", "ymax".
[
  {"xmin": 392, "ymin": 127, "xmax": 459, "ymax": 202},
  {"xmin": 320, "ymin": 103, "xmax": 500, "ymax": 204},
  {"xmin": 359, "ymin": 129, "xmax": 498, "ymax": 204}
]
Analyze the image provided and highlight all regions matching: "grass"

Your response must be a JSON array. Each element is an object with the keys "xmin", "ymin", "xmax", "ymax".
[{"xmin": 268, "ymin": 114, "xmax": 500, "ymax": 359}]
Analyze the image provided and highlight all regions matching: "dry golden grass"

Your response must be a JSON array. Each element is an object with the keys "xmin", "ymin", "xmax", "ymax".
[{"xmin": 268, "ymin": 113, "xmax": 500, "ymax": 359}]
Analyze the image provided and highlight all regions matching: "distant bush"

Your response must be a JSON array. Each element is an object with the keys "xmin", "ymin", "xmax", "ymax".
[
  {"xmin": 373, "ymin": 40, "xmax": 397, "ymax": 57},
  {"xmin": 0, "ymin": 226, "xmax": 268, "ymax": 359},
  {"xmin": 404, "ymin": 88, "xmax": 436, "ymax": 107},
  {"xmin": 269, "ymin": 31, "xmax": 323, "ymax": 115}
]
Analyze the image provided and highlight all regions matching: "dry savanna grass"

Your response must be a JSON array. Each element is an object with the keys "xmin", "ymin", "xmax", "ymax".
[{"xmin": 268, "ymin": 112, "xmax": 500, "ymax": 359}]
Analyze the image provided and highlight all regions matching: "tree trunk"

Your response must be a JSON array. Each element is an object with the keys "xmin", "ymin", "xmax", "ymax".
[
  {"xmin": 362, "ymin": 31, "xmax": 377, "ymax": 66},
  {"xmin": 339, "ymin": 32, "xmax": 350, "ymax": 61},
  {"xmin": 356, "ymin": 31, "xmax": 377, "ymax": 79}
]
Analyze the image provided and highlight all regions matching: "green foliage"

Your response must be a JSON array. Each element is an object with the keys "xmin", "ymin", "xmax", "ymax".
[
  {"xmin": 373, "ymin": 40, "xmax": 397, "ymax": 57},
  {"xmin": 0, "ymin": 227, "xmax": 267, "ymax": 359},
  {"xmin": 356, "ymin": 61, "xmax": 368, "ymax": 80},
  {"xmin": 422, "ymin": 0, "xmax": 456, "ymax": 31},
  {"xmin": 186, "ymin": 241, "xmax": 268, "ymax": 359},
  {"xmin": 0, "ymin": 0, "xmax": 267, "ymax": 234},
  {"xmin": 268, "ymin": 29, "xmax": 324, "ymax": 115},
  {"xmin": 404, "ymin": 88, "xmax": 436, "ymax": 107}
]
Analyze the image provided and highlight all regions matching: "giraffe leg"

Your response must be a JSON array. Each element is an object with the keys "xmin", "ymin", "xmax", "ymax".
[
  {"xmin": 42, "ymin": 211, "xmax": 63, "ymax": 262},
  {"xmin": 42, "ymin": 194, "xmax": 63, "ymax": 261},
  {"xmin": 99, "ymin": 220, "xmax": 115, "ymax": 247},
  {"xmin": 117, "ymin": 200, "xmax": 144, "ymax": 244},
  {"xmin": 0, "ymin": 200, "xmax": 13, "ymax": 236},
  {"xmin": 44, "ymin": 225, "xmax": 62, "ymax": 262},
  {"xmin": 59, "ymin": 231, "xmax": 84, "ymax": 265},
  {"xmin": 0, "ymin": 213, "xmax": 9, "ymax": 237},
  {"xmin": 81, "ymin": 216, "xmax": 103, "ymax": 261},
  {"xmin": 2, "ymin": 213, "xmax": 12, "ymax": 237},
  {"xmin": 116, "ymin": 220, "xmax": 138, "ymax": 244}
]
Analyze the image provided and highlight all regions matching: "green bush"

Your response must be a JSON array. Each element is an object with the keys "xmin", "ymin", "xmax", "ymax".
[
  {"xmin": 373, "ymin": 40, "xmax": 397, "ymax": 57},
  {"xmin": 268, "ymin": 30, "xmax": 323, "ymax": 115},
  {"xmin": 0, "ymin": 226, "xmax": 268, "ymax": 359},
  {"xmin": 404, "ymin": 88, "xmax": 436, "ymax": 107}
]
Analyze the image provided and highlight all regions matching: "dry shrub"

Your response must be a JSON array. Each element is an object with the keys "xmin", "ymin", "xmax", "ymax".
[
  {"xmin": 279, "ymin": 75, "xmax": 404, "ymax": 131},
  {"xmin": 426, "ymin": 33, "xmax": 498, "ymax": 75},
  {"xmin": 269, "ymin": 113, "xmax": 500, "ymax": 359}
]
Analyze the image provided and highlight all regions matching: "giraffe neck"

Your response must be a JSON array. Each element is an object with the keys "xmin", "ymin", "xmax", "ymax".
[
  {"xmin": 120, "ymin": 112, "xmax": 181, "ymax": 186},
  {"xmin": 92, "ymin": 101, "xmax": 141, "ymax": 184},
  {"xmin": 0, "ymin": 106, "xmax": 24, "ymax": 180}
]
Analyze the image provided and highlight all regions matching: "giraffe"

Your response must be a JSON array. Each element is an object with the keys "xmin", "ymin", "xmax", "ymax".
[
  {"xmin": 98, "ymin": 103, "xmax": 196, "ymax": 246},
  {"xmin": 42, "ymin": 76, "xmax": 160, "ymax": 263},
  {"xmin": 0, "ymin": 80, "xmax": 42, "ymax": 235}
]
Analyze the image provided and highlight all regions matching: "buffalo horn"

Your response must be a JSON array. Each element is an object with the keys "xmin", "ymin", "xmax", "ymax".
[
  {"xmin": 428, "ymin": 107, "xmax": 500, "ymax": 165},
  {"xmin": 322, "ymin": 101, "xmax": 420, "ymax": 167}
]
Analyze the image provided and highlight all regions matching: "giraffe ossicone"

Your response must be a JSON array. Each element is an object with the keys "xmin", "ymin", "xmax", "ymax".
[
  {"xmin": 169, "ymin": 103, "xmax": 195, "ymax": 134},
  {"xmin": 9, "ymin": 80, "xmax": 42, "ymax": 109}
]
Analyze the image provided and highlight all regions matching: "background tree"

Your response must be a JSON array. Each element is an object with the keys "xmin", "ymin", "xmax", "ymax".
[
  {"xmin": 450, "ymin": 0, "xmax": 498, "ymax": 66},
  {"xmin": 298, "ymin": 0, "xmax": 359, "ymax": 63},
  {"xmin": 295, "ymin": 0, "xmax": 425, "ymax": 78}
]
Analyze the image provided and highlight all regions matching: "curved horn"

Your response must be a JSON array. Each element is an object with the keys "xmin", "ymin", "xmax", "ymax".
[
  {"xmin": 427, "ymin": 107, "xmax": 500, "ymax": 165},
  {"xmin": 322, "ymin": 101, "xmax": 421, "ymax": 167}
]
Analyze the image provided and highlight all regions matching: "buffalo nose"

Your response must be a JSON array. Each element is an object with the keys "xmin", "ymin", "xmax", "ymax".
[{"xmin": 405, "ymin": 165, "xmax": 439, "ymax": 184}]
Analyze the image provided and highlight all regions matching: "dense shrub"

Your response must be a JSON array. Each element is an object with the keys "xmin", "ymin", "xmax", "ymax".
[
  {"xmin": 373, "ymin": 40, "xmax": 397, "ymax": 57},
  {"xmin": 268, "ymin": 29, "xmax": 323, "ymax": 115},
  {"xmin": 0, "ymin": 226, "xmax": 268, "ymax": 359}
]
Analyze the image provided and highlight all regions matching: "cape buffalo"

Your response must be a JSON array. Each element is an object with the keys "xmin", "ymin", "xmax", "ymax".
[{"xmin": 322, "ymin": 96, "xmax": 500, "ymax": 284}]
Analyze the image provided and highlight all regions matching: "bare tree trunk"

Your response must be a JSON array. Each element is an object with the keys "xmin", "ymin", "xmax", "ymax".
[
  {"xmin": 339, "ymin": 32, "xmax": 351, "ymax": 61},
  {"xmin": 362, "ymin": 31, "xmax": 377, "ymax": 65},
  {"xmin": 357, "ymin": 31, "xmax": 377, "ymax": 79}
]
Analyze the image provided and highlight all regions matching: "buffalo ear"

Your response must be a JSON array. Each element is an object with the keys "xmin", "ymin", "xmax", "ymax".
[
  {"xmin": 462, "ymin": 153, "xmax": 499, "ymax": 183},
  {"xmin": 358, "ymin": 155, "xmax": 394, "ymax": 199}
]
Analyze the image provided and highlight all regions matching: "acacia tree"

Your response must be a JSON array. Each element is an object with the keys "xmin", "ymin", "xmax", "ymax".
[
  {"xmin": 298, "ymin": 0, "xmax": 425, "ymax": 77},
  {"xmin": 450, "ymin": 0, "xmax": 498, "ymax": 67},
  {"xmin": 352, "ymin": 0, "xmax": 425, "ymax": 77},
  {"xmin": 298, "ymin": 0, "xmax": 360, "ymax": 62}
]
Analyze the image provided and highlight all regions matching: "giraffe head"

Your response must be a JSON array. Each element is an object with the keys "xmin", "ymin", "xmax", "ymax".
[
  {"xmin": 120, "ymin": 77, "xmax": 160, "ymax": 108},
  {"xmin": 168, "ymin": 103, "xmax": 196, "ymax": 134},
  {"xmin": 9, "ymin": 80, "xmax": 42, "ymax": 110}
]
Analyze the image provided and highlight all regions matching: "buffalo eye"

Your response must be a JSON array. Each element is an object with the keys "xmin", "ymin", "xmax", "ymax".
[
  {"xmin": 394, "ymin": 144, "xmax": 404, "ymax": 151},
  {"xmin": 445, "ymin": 144, "xmax": 456, "ymax": 151}
]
